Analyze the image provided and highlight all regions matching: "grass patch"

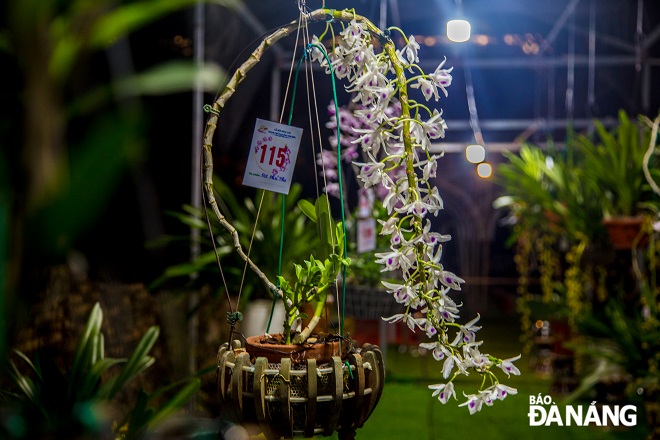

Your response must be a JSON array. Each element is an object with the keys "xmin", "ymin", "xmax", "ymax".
[{"xmin": 344, "ymin": 317, "xmax": 649, "ymax": 439}]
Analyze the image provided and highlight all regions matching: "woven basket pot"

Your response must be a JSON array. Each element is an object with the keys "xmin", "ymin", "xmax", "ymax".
[{"xmin": 217, "ymin": 338, "xmax": 385, "ymax": 439}]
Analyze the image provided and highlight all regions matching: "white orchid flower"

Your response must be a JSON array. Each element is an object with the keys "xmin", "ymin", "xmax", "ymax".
[
  {"xmin": 498, "ymin": 355, "xmax": 522, "ymax": 377},
  {"xmin": 428, "ymin": 381, "xmax": 456, "ymax": 404}
]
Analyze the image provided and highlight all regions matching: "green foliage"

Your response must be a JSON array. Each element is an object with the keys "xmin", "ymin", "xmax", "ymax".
[
  {"xmin": 494, "ymin": 143, "xmax": 605, "ymax": 244},
  {"xmin": 0, "ymin": 303, "xmax": 197, "ymax": 439},
  {"xmin": 6, "ymin": 0, "xmax": 238, "ymax": 82},
  {"xmin": 496, "ymin": 113, "xmax": 660, "ymax": 407},
  {"xmin": 344, "ymin": 203, "xmax": 392, "ymax": 287},
  {"xmin": 2, "ymin": 0, "xmax": 233, "ymax": 283},
  {"xmin": 572, "ymin": 110, "xmax": 657, "ymax": 217},
  {"xmin": 277, "ymin": 197, "xmax": 350, "ymax": 343},
  {"xmin": 347, "ymin": 249, "xmax": 384, "ymax": 287},
  {"xmin": 152, "ymin": 178, "xmax": 319, "ymax": 307},
  {"xmin": 30, "ymin": 112, "xmax": 146, "ymax": 257},
  {"xmin": 495, "ymin": 145, "xmax": 555, "ymax": 217},
  {"xmin": 566, "ymin": 285, "xmax": 660, "ymax": 404},
  {"xmin": 117, "ymin": 378, "xmax": 201, "ymax": 440}
]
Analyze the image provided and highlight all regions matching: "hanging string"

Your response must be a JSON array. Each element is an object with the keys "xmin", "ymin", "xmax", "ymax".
[
  {"xmin": 198, "ymin": 144, "xmax": 241, "ymax": 343},
  {"xmin": 305, "ymin": 35, "xmax": 343, "ymax": 334},
  {"xmin": 199, "ymin": 16, "xmax": 310, "ymax": 342},
  {"xmin": 201, "ymin": 8, "xmax": 344, "ymax": 345},
  {"xmin": 302, "ymin": 26, "xmax": 333, "ymax": 331},
  {"xmin": 308, "ymin": 42, "xmax": 348, "ymax": 346},
  {"xmin": 279, "ymin": 8, "xmax": 306, "ymax": 125},
  {"xmin": 204, "ymin": 14, "xmax": 348, "ymax": 342},
  {"xmin": 302, "ymin": 26, "xmax": 322, "ymax": 201},
  {"xmin": 236, "ymin": 191, "xmax": 267, "ymax": 308}
]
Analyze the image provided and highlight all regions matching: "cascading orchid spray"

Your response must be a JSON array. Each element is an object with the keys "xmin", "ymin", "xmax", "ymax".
[{"xmin": 310, "ymin": 14, "xmax": 521, "ymax": 413}]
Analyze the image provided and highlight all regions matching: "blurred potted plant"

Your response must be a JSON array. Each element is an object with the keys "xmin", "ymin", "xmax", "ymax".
[
  {"xmin": 572, "ymin": 110, "xmax": 658, "ymax": 249},
  {"xmin": 2, "ymin": 0, "xmax": 232, "ymax": 287},
  {"xmin": 494, "ymin": 144, "xmax": 564, "ymax": 335},
  {"xmin": 564, "ymin": 114, "xmax": 660, "ymax": 438},
  {"xmin": 494, "ymin": 144, "xmax": 602, "ymax": 343},
  {"xmin": 204, "ymin": 7, "xmax": 521, "ymax": 439},
  {"xmin": 0, "ymin": 0, "xmax": 234, "ymax": 374}
]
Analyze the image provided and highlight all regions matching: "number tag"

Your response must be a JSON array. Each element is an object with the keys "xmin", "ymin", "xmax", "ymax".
[
  {"xmin": 242, "ymin": 119, "xmax": 302, "ymax": 194},
  {"xmin": 357, "ymin": 217, "xmax": 376, "ymax": 253}
]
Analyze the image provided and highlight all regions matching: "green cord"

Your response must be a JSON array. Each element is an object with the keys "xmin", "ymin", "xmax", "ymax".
[
  {"xmin": 344, "ymin": 361, "xmax": 354, "ymax": 379},
  {"xmin": 309, "ymin": 42, "xmax": 348, "ymax": 344}
]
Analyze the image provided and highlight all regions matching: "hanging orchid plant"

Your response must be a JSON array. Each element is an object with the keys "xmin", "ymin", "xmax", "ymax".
[
  {"xmin": 309, "ymin": 14, "xmax": 521, "ymax": 413},
  {"xmin": 202, "ymin": 8, "xmax": 520, "ymax": 414}
]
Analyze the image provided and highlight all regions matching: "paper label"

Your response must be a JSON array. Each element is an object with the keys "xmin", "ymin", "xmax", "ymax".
[
  {"xmin": 242, "ymin": 119, "xmax": 302, "ymax": 194},
  {"xmin": 357, "ymin": 217, "xmax": 377, "ymax": 253},
  {"xmin": 357, "ymin": 190, "xmax": 374, "ymax": 218}
]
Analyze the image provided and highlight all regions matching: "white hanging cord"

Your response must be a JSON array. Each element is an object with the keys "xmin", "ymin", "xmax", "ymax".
[
  {"xmin": 279, "ymin": 6, "xmax": 307, "ymax": 124},
  {"xmin": 236, "ymin": 192, "xmax": 267, "ymax": 306},
  {"xmin": 304, "ymin": 38, "xmax": 336, "ymax": 249},
  {"xmin": 296, "ymin": 0, "xmax": 324, "ymax": 16},
  {"xmin": 302, "ymin": 27, "xmax": 321, "ymax": 198}
]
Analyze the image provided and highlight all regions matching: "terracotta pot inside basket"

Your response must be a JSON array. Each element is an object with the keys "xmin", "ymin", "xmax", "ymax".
[{"xmin": 244, "ymin": 333, "xmax": 350, "ymax": 364}]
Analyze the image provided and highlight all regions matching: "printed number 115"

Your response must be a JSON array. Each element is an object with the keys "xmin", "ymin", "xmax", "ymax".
[{"xmin": 259, "ymin": 145, "xmax": 286, "ymax": 168}]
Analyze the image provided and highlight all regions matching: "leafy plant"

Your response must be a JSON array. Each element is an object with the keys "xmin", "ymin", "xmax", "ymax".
[
  {"xmin": 1, "ymin": 0, "xmax": 234, "ymax": 326},
  {"xmin": 494, "ymin": 144, "xmax": 556, "ymax": 227},
  {"xmin": 565, "ymin": 283, "xmax": 660, "ymax": 404},
  {"xmin": 152, "ymin": 177, "xmax": 319, "ymax": 308},
  {"xmin": 116, "ymin": 377, "xmax": 201, "ymax": 440},
  {"xmin": 0, "ymin": 302, "xmax": 198, "ymax": 439},
  {"xmin": 278, "ymin": 197, "xmax": 350, "ymax": 344},
  {"xmin": 572, "ymin": 110, "xmax": 656, "ymax": 217},
  {"xmin": 495, "ymin": 143, "xmax": 605, "ymax": 243}
]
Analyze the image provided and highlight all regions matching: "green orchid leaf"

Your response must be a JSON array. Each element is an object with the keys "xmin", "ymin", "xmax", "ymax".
[
  {"xmin": 69, "ymin": 303, "xmax": 103, "ymax": 398},
  {"xmin": 145, "ymin": 378, "xmax": 200, "ymax": 430},
  {"xmin": 164, "ymin": 209, "xmax": 208, "ymax": 230},
  {"xmin": 294, "ymin": 263, "xmax": 303, "ymax": 280},
  {"xmin": 8, "ymin": 359, "xmax": 38, "ymax": 406},
  {"xmin": 101, "ymin": 326, "xmax": 159, "ymax": 399},
  {"xmin": 297, "ymin": 199, "xmax": 317, "ymax": 223},
  {"xmin": 124, "ymin": 389, "xmax": 151, "ymax": 437},
  {"xmin": 12, "ymin": 349, "xmax": 43, "ymax": 382}
]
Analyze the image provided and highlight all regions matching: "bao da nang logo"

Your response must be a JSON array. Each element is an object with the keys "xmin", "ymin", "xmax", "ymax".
[{"xmin": 528, "ymin": 395, "xmax": 637, "ymax": 427}]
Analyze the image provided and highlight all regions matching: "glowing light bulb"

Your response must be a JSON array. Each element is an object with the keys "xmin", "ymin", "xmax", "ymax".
[
  {"xmin": 477, "ymin": 162, "xmax": 492, "ymax": 178},
  {"xmin": 465, "ymin": 144, "xmax": 485, "ymax": 163},
  {"xmin": 447, "ymin": 20, "xmax": 471, "ymax": 43}
]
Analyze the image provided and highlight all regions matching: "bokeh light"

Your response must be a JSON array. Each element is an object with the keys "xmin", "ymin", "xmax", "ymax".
[{"xmin": 447, "ymin": 19, "xmax": 471, "ymax": 43}]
